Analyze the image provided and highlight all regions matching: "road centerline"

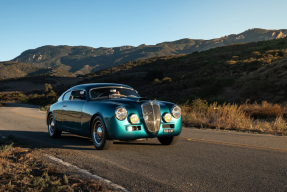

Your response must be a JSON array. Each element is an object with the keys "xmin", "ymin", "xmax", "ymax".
[{"xmin": 11, "ymin": 107, "xmax": 45, "ymax": 120}]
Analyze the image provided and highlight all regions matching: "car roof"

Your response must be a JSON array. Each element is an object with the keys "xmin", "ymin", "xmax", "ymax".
[{"xmin": 68, "ymin": 83, "xmax": 133, "ymax": 91}]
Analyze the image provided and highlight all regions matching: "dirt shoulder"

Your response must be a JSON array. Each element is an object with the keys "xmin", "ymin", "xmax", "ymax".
[{"xmin": 0, "ymin": 134, "xmax": 119, "ymax": 192}]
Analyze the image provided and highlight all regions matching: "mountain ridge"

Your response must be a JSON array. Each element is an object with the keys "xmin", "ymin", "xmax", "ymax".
[{"xmin": 8, "ymin": 28, "xmax": 287, "ymax": 78}]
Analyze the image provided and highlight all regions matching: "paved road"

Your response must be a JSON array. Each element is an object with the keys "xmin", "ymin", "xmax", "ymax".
[{"xmin": 1, "ymin": 103, "xmax": 287, "ymax": 191}]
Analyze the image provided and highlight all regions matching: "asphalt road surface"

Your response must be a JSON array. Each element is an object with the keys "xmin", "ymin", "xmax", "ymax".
[{"xmin": 1, "ymin": 103, "xmax": 287, "ymax": 191}]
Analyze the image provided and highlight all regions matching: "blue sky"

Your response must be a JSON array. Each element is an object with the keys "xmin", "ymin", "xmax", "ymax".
[{"xmin": 0, "ymin": 0, "xmax": 287, "ymax": 61}]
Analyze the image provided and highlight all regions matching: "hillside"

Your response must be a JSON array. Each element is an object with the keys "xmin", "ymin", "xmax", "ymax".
[
  {"xmin": 80, "ymin": 36, "xmax": 287, "ymax": 104},
  {"xmin": 12, "ymin": 28, "xmax": 287, "ymax": 76},
  {"xmin": 0, "ymin": 61, "xmax": 75, "ymax": 80}
]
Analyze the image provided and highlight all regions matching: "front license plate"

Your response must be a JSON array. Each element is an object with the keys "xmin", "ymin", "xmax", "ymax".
[{"xmin": 163, "ymin": 129, "xmax": 174, "ymax": 133}]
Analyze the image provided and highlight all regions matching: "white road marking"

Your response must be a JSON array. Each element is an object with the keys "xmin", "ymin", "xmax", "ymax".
[{"xmin": 44, "ymin": 154, "xmax": 129, "ymax": 192}]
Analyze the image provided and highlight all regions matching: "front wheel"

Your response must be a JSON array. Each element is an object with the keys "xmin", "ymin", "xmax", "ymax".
[
  {"xmin": 47, "ymin": 114, "xmax": 62, "ymax": 138},
  {"xmin": 92, "ymin": 117, "xmax": 113, "ymax": 150},
  {"xmin": 158, "ymin": 135, "xmax": 179, "ymax": 145}
]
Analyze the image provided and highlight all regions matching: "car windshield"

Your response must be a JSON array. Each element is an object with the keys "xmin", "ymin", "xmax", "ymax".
[{"xmin": 90, "ymin": 87, "xmax": 139, "ymax": 99}]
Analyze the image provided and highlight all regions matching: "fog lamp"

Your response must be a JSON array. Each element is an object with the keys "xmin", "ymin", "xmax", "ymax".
[
  {"xmin": 129, "ymin": 114, "xmax": 139, "ymax": 124},
  {"xmin": 163, "ymin": 113, "xmax": 172, "ymax": 123},
  {"xmin": 127, "ymin": 126, "xmax": 133, "ymax": 132}
]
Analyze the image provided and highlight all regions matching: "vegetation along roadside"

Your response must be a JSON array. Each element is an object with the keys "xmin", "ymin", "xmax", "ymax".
[{"xmin": 0, "ymin": 135, "xmax": 113, "ymax": 192}]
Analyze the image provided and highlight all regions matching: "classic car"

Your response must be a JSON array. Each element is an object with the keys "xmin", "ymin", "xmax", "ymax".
[{"xmin": 46, "ymin": 83, "xmax": 182, "ymax": 150}]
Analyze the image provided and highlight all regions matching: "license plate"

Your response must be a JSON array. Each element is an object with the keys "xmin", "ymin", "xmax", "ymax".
[{"xmin": 163, "ymin": 129, "xmax": 174, "ymax": 133}]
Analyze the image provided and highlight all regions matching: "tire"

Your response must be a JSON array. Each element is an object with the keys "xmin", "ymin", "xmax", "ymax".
[
  {"xmin": 158, "ymin": 135, "xmax": 179, "ymax": 145},
  {"xmin": 47, "ymin": 113, "xmax": 62, "ymax": 138},
  {"xmin": 91, "ymin": 117, "xmax": 113, "ymax": 150}
]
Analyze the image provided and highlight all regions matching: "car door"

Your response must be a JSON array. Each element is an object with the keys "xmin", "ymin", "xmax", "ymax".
[{"xmin": 62, "ymin": 89, "xmax": 86, "ymax": 130}]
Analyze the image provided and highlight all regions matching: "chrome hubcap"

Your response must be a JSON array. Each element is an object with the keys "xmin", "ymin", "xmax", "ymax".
[
  {"xmin": 97, "ymin": 127, "xmax": 103, "ymax": 138},
  {"xmin": 48, "ymin": 117, "xmax": 55, "ymax": 135},
  {"xmin": 93, "ymin": 123, "xmax": 103, "ymax": 145}
]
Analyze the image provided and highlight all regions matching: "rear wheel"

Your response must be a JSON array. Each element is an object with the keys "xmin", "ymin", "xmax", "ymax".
[
  {"xmin": 92, "ymin": 117, "xmax": 113, "ymax": 150},
  {"xmin": 158, "ymin": 136, "xmax": 179, "ymax": 145},
  {"xmin": 48, "ymin": 114, "xmax": 62, "ymax": 138}
]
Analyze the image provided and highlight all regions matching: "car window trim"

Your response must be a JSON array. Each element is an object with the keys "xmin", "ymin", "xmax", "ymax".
[
  {"xmin": 62, "ymin": 91, "xmax": 72, "ymax": 101},
  {"xmin": 69, "ymin": 89, "xmax": 87, "ymax": 101}
]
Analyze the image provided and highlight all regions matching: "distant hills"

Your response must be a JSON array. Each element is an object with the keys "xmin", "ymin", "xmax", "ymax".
[
  {"xmin": 1, "ymin": 29, "xmax": 287, "ymax": 104},
  {"xmin": 10, "ymin": 28, "xmax": 287, "ymax": 77}
]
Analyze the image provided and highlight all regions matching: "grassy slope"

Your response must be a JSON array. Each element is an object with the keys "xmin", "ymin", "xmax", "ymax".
[
  {"xmin": 81, "ymin": 37, "xmax": 287, "ymax": 104},
  {"xmin": 0, "ymin": 61, "xmax": 76, "ymax": 79}
]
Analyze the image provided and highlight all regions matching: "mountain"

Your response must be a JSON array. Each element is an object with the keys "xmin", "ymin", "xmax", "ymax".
[
  {"xmin": 2, "ymin": 32, "xmax": 287, "ymax": 104},
  {"xmin": 12, "ymin": 28, "xmax": 287, "ymax": 76}
]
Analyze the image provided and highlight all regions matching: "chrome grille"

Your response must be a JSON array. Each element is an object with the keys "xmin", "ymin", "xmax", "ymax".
[{"xmin": 142, "ymin": 101, "xmax": 161, "ymax": 133}]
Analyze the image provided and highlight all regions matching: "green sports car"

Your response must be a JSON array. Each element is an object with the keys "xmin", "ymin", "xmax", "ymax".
[{"xmin": 47, "ymin": 83, "xmax": 182, "ymax": 150}]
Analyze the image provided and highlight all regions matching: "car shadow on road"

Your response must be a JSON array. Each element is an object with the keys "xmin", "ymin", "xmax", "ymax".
[
  {"xmin": 2, "ymin": 102, "xmax": 41, "ymax": 109},
  {"xmin": 0, "ymin": 130, "xmax": 161, "ymax": 151}
]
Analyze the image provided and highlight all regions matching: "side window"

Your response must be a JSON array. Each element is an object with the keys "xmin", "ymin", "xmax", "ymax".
[
  {"xmin": 63, "ymin": 91, "xmax": 71, "ymax": 101},
  {"xmin": 70, "ymin": 90, "xmax": 86, "ymax": 100}
]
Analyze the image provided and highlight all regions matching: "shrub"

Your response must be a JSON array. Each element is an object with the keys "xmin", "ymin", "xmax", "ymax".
[
  {"xmin": 144, "ymin": 69, "xmax": 164, "ymax": 81},
  {"xmin": 152, "ymin": 78, "xmax": 162, "ymax": 84},
  {"xmin": 227, "ymin": 60, "xmax": 237, "ymax": 65},
  {"xmin": 44, "ymin": 83, "xmax": 53, "ymax": 92},
  {"xmin": 180, "ymin": 99, "xmax": 287, "ymax": 135},
  {"xmin": 162, "ymin": 77, "xmax": 172, "ymax": 83},
  {"xmin": 232, "ymin": 56, "xmax": 239, "ymax": 60},
  {"xmin": 241, "ymin": 100, "xmax": 283, "ymax": 117}
]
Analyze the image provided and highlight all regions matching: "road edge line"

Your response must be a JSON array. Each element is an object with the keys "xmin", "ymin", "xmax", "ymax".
[
  {"xmin": 44, "ymin": 154, "xmax": 129, "ymax": 192},
  {"xmin": 11, "ymin": 107, "xmax": 45, "ymax": 120}
]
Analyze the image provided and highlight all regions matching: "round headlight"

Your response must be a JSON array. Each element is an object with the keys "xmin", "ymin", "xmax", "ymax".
[
  {"xmin": 129, "ymin": 114, "xmax": 139, "ymax": 124},
  {"xmin": 115, "ymin": 107, "xmax": 127, "ymax": 120},
  {"xmin": 171, "ymin": 105, "xmax": 181, "ymax": 119},
  {"xmin": 163, "ymin": 113, "xmax": 172, "ymax": 123}
]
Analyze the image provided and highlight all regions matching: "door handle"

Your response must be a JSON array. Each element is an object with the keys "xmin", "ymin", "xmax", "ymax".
[{"xmin": 63, "ymin": 105, "xmax": 67, "ymax": 107}]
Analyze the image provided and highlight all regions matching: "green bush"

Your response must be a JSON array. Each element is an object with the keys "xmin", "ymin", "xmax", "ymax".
[
  {"xmin": 144, "ymin": 69, "xmax": 164, "ymax": 81},
  {"xmin": 227, "ymin": 60, "xmax": 237, "ymax": 65},
  {"xmin": 152, "ymin": 78, "xmax": 162, "ymax": 84},
  {"xmin": 162, "ymin": 77, "xmax": 172, "ymax": 83},
  {"xmin": 44, "ymin": 83, "xmax": 53, "ymax": 92}
]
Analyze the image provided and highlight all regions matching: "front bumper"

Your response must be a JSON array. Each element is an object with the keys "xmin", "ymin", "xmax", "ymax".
[{"xmin": 107, "ymin": 116, "xmax": 182, "ymax": 140}]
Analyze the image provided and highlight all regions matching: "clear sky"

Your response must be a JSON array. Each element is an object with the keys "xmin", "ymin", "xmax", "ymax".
[{"xmin": 1, "ymin": 0, "xmax": 287, "ymax": 61}]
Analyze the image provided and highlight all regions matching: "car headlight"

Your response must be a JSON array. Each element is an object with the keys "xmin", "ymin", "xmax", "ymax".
[
  {"xmin": 129, "ymin": 114, "xmax": 139, "ymax": 124},
  {"xmin": 171, "ymin": 105, "xmax": 181, "ymax": 119},
  {"xmin": 163, "ymin": 113, "xmax": 172, "ymax": 123},
  {"xmin": 115, "ymin": 107, "xmax": 127, "ymax": 120}
]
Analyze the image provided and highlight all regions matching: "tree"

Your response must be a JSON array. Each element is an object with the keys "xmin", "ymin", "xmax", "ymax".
[{"xmin": 44, "ymin": 83, "xmax": 53, "ymax": 92}]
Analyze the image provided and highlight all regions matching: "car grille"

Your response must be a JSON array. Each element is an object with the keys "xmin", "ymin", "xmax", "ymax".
[{"xmin": 142, "ymin": 101, "xmax": 161, "ymax": 133}]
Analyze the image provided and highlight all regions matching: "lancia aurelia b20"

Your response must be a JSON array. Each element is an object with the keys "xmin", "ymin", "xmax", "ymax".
[{"xmin": 47, "ymin": 83, "xmax": 182, "ymax": 150}]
